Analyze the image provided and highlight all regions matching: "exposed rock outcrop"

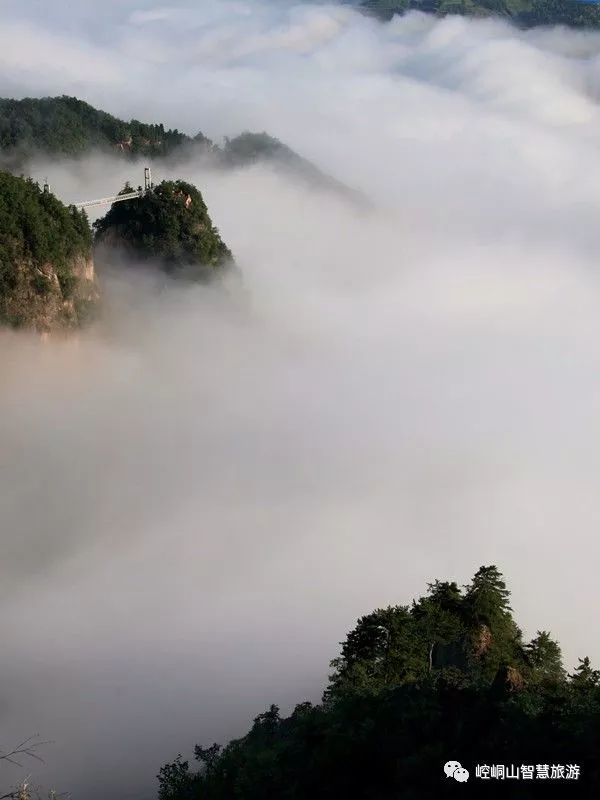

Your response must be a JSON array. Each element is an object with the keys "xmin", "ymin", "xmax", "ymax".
[
  {"xmin": 471, "ymin": 624, "xmax": 493, "ymax": 661},
  {"xmin": 1, "ymin": 254, "xmax": 99, "ymax": 335},
  {"xmin": 0, "ymin": 170, "xmax": 100, "ymax": 334},
  {"xmin": 491, "ymin": 664, "xmax": 527, "ymax": 695}
]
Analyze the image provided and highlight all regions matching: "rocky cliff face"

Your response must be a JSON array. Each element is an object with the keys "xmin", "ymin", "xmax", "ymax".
[
  {"xmin": 0, "ymin": 170, "xmax": 100, "ymax": 335},
  {"xmin": 0, "ymin": 253, "xmax": 99, "ymax": 335}
]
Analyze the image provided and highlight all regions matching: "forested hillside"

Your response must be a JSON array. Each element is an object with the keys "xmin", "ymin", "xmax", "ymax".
[
  {"xmin": 0, "ymin": 96, "xmax": 192, "ymax": 161},
  {"xmin": 157, "ymin": 566, "xmax": 600, "ymax": 798},
  {"xmin": 358, "ymin": 0, "xmax": 600, "ymax": 27},
  {"xmin": 0, "ymin": 167, "xmax": 233, "ymax": 332},
  {"xmin": 93, "ymin": 179, "xmax": 234, "ymax": 281},
  {"xmin": 0, "ymin": 171, "xmax": 98, "ymax": 332},
  {"xmin": 221, "ymin": 131, "xmax": 368, "ymax": 204},
  {"xmin": 0, "ymin": 96, "xmax": 331, "ymax": 175},
  {"xmin": 0, "ymin": 96, "xmax": 364, "ymax": 204}
]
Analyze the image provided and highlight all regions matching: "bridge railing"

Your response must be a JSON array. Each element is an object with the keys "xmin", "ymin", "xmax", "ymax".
[{"xmin": 74, "ymin": 189, "xmax": 143, "ymax": 210}]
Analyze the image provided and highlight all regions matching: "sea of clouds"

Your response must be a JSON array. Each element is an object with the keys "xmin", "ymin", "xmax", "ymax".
[{"xmin": 3, "ymin": 1, "xmax": 600, "ymax": 797}]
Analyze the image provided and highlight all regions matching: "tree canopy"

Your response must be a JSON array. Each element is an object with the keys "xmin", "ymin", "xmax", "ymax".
[
  {"xmin": 0, "ymin": 98, "xmax": 332, "ymax": 170},
  {"xmin": 0, "ymin": 96, "xmax": 191, "ymax": 161},
  {"xmin": 93, "ymin": 179, "xmax": 234, "ymax": 281},
  {"xmin": 0, "ymin": 98, "xmax": 365, "ymax": 206},
  {"xmin": 156, "ymin": 565, "xmax": 600, "ymax": 798},
  {"xmin": 359, "ymin": 0, "xmax": 600, "ymax": 27},
  {"xmin": 0, "ymin": 170, "xmax": 96, "ymax": 330}
]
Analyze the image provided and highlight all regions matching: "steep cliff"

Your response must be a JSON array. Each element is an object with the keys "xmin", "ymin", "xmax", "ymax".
[
  {"xmin": 0, "ymin": 171, "xmax": 99, "ymax": 333},
  {"xmin": 93, "ymin": 179, "xmax": 234, "ymax": 282}
]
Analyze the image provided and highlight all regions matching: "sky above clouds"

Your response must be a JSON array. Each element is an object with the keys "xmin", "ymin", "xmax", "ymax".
[{"xmin": 3, "ymin": 1, "xmax": 600, "ymax": 798}]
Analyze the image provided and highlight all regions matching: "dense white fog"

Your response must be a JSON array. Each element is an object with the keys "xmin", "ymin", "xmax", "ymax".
[{"xmin": 3, "ymin": 1, "xmax": 600, "ymax": 797}]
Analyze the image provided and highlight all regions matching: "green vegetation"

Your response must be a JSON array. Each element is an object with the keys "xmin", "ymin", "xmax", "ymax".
[
  {"xmin": 93, "ymin": 180, "xmax": 234, "ymax": 281},
  {"xmin": 0, "ymin": 170, "xmax": 97, "ymax": 331},
  {"xmin": 221, "ymin": 131, "xmax": 307, "ymax": 167},
  {"xmin": 0, "ymin": 98, "xmax": 365, "ymax": 205},
  {"xmin": 0, "ymin": 97, "xmax": 314, "ymax": 168},
  {"xmin": 157, "ymin": 566, "xmax": 600, "ymax": 798},
  {"xmin": 221, "ymin": 131, "xmax": 368, "ymax": 205},
  {"xmin": 359, "ymin": 0, "xmax": 600, "ymax": 27},
  {"xmin": 0, "ymin": 96, "xmax": 191, "ymax": 162},
  {"xmin": 0, "ymin": 96, "xmax": 307, "ymax": 166}
]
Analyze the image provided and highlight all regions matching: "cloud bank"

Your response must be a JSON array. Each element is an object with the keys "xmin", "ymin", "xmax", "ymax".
[{"xmin": 3, "ymin": 2, "xmax": 600, "ymax": 798}]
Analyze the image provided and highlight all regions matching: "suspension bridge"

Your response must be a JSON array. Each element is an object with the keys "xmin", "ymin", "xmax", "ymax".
[{"xmin": 43, "ymin": 167, "xmax": 154, "ymax": 211}]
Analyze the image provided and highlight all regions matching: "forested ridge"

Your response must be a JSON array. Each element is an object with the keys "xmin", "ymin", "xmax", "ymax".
[
  {"xmin": 0, "ymin": 96, "xmax": 191, "ymax": 161},
  {"xmin": 157, "ymin": 566, "xmax": 600, "ymax": 799},
  {"xmin": 0, "ymin": 96, "xmax": 330, "ymax": 170},
  {"xmin": 0, "ymin": 96, "xmax": 364, "ymax": 204},
  {"xmin": 358, "ymin": 0, "xmax": 600, "ymax": 27},
  {"xmin": 0, "ymin": 93, "xmax": 314, "ymax": 168}
]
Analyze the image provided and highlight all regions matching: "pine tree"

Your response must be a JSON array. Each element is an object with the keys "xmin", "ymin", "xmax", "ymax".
[
  {"xmin": 526, "ymin": 631, "xmax": 566, "ymax": 685},
  {"xmin": 462, "ymin": 566, "xmax": 525, "ymax": 682},
  {"xmin": 569, "ymin": 657, "xmax": 600, "ymax": 690},
  {"xmin": 464, "ymin": 565, "xmax": 512, "ymax": 625}
]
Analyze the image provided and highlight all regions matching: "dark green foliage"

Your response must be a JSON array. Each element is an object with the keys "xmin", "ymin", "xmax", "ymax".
[
  {"xmin": 523, "ymin": 0, "xmax": 600, "ymax": 26},
  {"xmin": 0, "ymin": 171, "xmax": 92, "ymax": 269},
  {"xmin": 157, "ymin": 566, "xmax": 600, "ymax": 798},
  {"xmin": 93, "ymin": 179, "xmax": 233, "ymax": 280},
  {"xmin": 358, "ymin": 0, "xmax": 600, "ymax": 27},
  {"xmin": 0, "ymin": 97, "xmax": 366, "ymax": 207},
  {"xmin": 570, "ymin": 657, "xmax": 600, "ymax": 690},
  {"xmin": 526, "ymin": 631, "xmax": 566, "ymax": 686},
  {"xmin": 31, "ymin": 272, "xmax": 52, "ymax": 295},
  {"xmin": 0, "ymin": 258, "xmax": 18, "ymax": 295},
  {"xmin": 0, "ymin": 96, "xmax": 193, "ymax": 161},
  {"xmin": 220, "ymin": 132, "xmax": 369, "ymax": 207},
  {"xmin": 221, "ymin": 132, "xmax": 296, "ymax": 166},
  {"xmin": 359, "ymin": 0, "xmax": 416, "ymax": 20},
  {"xmin": 158, "ymin": 755, "xmax": 203, "ymax": 800},
  {"xmin": 0, "ymin": 170, "xmax": 94, "ymax": 328}
]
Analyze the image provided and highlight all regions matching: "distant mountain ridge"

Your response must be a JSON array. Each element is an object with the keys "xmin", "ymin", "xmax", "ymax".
[
  {"xmin": 0, "ymin": 95, "xmax": 367, "ymax": 207},
  {"xmin": 220, "ymin": 130, "xmax": 368, "ymax": 207},
  {"xmin": 354, "ymin": 0, "xmax": 600, "ymax": 27},
  {"xmin": 0, "ymin": 96, "xmax": 196, "ymax": 161}
]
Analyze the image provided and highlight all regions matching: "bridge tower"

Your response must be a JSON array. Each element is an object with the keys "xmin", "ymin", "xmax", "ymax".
[{"xmin": 71, "ymin": 166, "xmax": 152, "ymax": 209}]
